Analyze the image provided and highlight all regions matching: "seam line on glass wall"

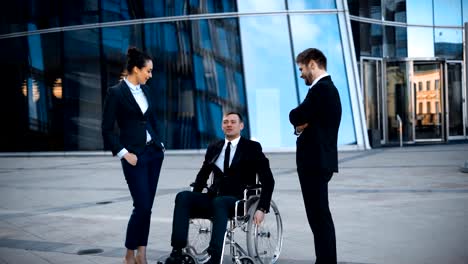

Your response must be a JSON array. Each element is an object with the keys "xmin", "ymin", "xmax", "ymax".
[
  {"xmin": 349, "ymin": 15, "xmax": 463, "ymax": 29},
  {"xmin": 0, "ymin": 9, "xmax": 346, "ymax": 39}
]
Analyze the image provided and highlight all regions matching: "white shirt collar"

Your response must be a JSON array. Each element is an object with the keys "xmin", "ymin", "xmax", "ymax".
[
  {"xmin": 225, "ymin": 136, "xmax": 241, "ymax": 147},
  {"xmin": 124, "ymin": 78, "xmax": 141, "ymax": 92},
  {"xmin": 309, "ymin": 73, "xmax": 329, "ymax": 89}
]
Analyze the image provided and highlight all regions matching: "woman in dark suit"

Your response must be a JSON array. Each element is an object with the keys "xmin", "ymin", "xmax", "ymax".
[{"xmin": 102, "ymin": 47, "xmax": 165, "ymax": 264}]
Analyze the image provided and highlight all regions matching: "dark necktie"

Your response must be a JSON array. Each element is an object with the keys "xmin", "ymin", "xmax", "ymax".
[{"xmin": 223, "ymin": 142, "xmax": 231, "ymax": 173}]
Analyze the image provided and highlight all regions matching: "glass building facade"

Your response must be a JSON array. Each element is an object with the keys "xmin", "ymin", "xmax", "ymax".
[{"xmin": 0, "ymin": 0, "xmax": 466, "ymax": 152}]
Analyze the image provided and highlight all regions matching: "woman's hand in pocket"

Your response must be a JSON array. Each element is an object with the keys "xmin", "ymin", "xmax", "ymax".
[{"xmin": 123, "ymin": 152, "xmax": 138, "ymax": 166}]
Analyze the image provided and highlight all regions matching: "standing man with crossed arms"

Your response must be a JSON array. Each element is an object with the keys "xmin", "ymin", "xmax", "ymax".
[{"xmin": 289, "ymin": 48, "xmax": 342, "ymax": 264}]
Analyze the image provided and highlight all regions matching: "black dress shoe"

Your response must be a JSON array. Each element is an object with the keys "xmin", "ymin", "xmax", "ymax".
[{"xmin": 164, "ymin": 249, "xmax": 183, "ymax": 264}]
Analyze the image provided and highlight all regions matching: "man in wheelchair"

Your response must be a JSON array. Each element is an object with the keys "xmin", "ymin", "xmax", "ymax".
[{"xmin": 165, "ymin": 112, "xmax": 275, "ymax": 264}]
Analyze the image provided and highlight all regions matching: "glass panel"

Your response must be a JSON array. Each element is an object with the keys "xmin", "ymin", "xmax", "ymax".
[
  {"xmin": 384, "ymin": 25, "xmax": 407, "ymax": 57},
  {"xmin": 413, "ymin": 63, "xmax": 442, "ymax": 140},
  {"xmin": 287, "ymin": 0, "xmax": 336, "ymax": 10},
  {"xmin": 357, "ymin": 22, "xmax": 383, "ymax": 58},
  {"xmin": 289, "ymin": 14, "xmax": 356, "ymax": 145},
  {"xmin": 464, "ymin": 0, "xmax": 468, "ymax": 23},
  {"xmin": 62, "ymin": 29, "xmax": 103, "ymax": 150},
  {"xmin": 407, "ymin": 0, "xmax": 433, "ymax": 25},
  {"xmin": 62, "ymin": 0, "xmax": 99, "ymax": 26},
  {"xmin": 386, "ymin": 61, "xmax": 412, "ymax": 142},
  {"xmin": 407, "ymin": 27, "xmax": 434, "ymax": 58},
  {"xmin": 362, "ymin": 60, "xmax": 383, "ymax": 146},
  {"xmin": 347, "ymin": 0, "xmax": 381, "ymax": 19},
  {"xmin": 447, "ymin": 63, "xmax": 464, "ymax": 136},
  {"xmin": 0, "ymin": 0, "xmax": 99, "ymax": 34},
  {"xmin": 383, "ymin": 0, "xmax": 406, "ymax": 22},
  {"xmin": 238, "ymin": 15, "xmax": 297, "ymax": 148},
  {"xmin": 0, "ymin": 1, "xmax": 28, "ymax": 34},
  {"xmin": 434, "ymin": 28, "xmax": 463, "ymax": 60},
  {"xmin": 237, "ymin": 0, "xmax": 285, "ymax": 12},
  {"xmin": 433, "ymin": 0, "xmax": 462, "ymax": 26},
  {"xmin": 143, "ymin": 18, "xmax": 247, "ymax": 149},
  {"xmin": 0, "ymin": 30, "xmax": 66, "ymax": 151}
]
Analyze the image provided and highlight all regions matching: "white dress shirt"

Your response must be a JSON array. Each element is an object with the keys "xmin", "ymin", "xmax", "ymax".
[
  {"xmin": 117, "ymin": 78, "xmax": 152, "ymax": 159},
  {"xmin": 215, "ymin": 136, "xmax": 240, "ymax": 173}
]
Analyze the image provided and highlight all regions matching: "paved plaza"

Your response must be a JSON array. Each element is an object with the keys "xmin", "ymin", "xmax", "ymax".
[{"xmin": 0, "ymin": 143, "xmax": 467, "ymax": 264}]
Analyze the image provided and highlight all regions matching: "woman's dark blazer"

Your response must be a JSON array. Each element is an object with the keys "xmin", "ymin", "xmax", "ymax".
[{"xmin": 101, "ymin": 81, "xmax": 164, "ymax": 156}]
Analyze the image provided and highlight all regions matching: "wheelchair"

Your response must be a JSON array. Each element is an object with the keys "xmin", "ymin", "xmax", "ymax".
[{"xmin": 182, "ymin": 184, "xmax": 283, "ymax": 264}]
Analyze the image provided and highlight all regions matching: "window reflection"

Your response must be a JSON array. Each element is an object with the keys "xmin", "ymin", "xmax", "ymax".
[
  {"xmin": 413, "ymin": 63, "xmax": 442, "ymax": 139},
  {"xmin": 384, "ymin": 25, "xmax": 407, "ymax": 57},
  {"xmin": 287, "ymin": 0, "xmax": 336, "ymax": 10},
  {"xmin": 384, "ymin": 0, "xmax": 406, "ymax": 22},
  {"xmin": 237, "ymin": 0, "xmax": 285, "ymax": 12},
  {"xmin": 433, "ymin": 0, "xmax": 462, "ymax": 26},
  {"xmin": 386, "ymin": 61, "xmax": 412, "ymax": 142},
  {"xmin": 407, "ymin": 27, "xmax": 434, "ymax": 57},
  {"xmin": 348, "ymin": 0, "xmax": 381, "ymax": 19},
  {"xmin": 238, "ymin": 15, "xmax": 297, "ymax": 148},
  {"xmin": 289, "ymin": 14, "xmax": 356, "ymax": 145},
  {"xmin": 406, "ymin": 0, "xmax": 433, "ymax": 25},
  {"xmin": 434, "ymin": 28, "xmax": 463, "ymax": 60},
  {"xmin": 142, "ymin": 18, "xmax": 247, "ymax": 149}
]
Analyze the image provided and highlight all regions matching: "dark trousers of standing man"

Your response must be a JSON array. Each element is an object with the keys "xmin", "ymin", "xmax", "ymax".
[
  {"xmin": 297, "ymin": 167, "xmax": 337, "ymax": 264},
  {"xmin": 170, "ymin": 191, "xmax": 237, "ymax": 263},
  {"xmin": 121, "ymin": 144, "xmax": 164, "ymax": 250}
]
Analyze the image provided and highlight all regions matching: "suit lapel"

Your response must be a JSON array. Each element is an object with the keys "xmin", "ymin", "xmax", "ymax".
[
  {"xmin": 229, "ymin": 137, "xmax": 243, "ymax": 168},
  {"xmin": 120, "ymin": 81, "xmax": 143, "ymax": 115},
  {"xmin": 209, "ymin": 140, "xmax": 225, "ymax": 164}
]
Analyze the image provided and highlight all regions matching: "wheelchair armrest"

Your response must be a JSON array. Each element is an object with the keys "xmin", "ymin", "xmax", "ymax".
[
  {"xmin": 245, "ymin": 184, "xmax": 262, "ymax": 190},
  {"xmin": 243, "ymin": 184, "xmax": 262, "ymax": 199}
]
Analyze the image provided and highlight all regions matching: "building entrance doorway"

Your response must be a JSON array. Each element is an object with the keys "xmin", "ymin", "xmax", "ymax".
[
  {"xmin": 412, "ymin": 62, "xmax": 443, "ymax": 141},
  {"xmin": 361, "ymin": 58, "xmax": 467, "ymax": 147}
]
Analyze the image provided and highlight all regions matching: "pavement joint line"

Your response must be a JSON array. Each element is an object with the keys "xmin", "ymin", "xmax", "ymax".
[
  {"xmin": 1, "ymin": 187, "xmax": 467, "ymax": 221},
  {"xmin": 340, "ymin": 164, "xmax": 459, "ymax": 168},
  {"xmin": 338, "ymin": 149, "xmax": 385, "ymax": 164},
  {"xmin": 0, "ymin": 238, "xmax": 374, "ymax": 264},
  {"xmin": 0, "ymin": 188, "xmax": 184, "ymax": 220}
]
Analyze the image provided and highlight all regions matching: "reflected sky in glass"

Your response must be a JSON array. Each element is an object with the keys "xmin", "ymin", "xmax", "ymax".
[
  {"xmin": 407, "ymin": 27, "xmax": 434, "ymax": 57},
  {"xmin": 464, "ymin": 0, "xmax": 468, "ymax": 23},
  {"xmin": 237, "ymin": 0, "xmax": 285, "ymax": 12},
  {"xmin": 289, "ymin": 14, "xmax": 356, "ymax": 145},
  {"xmin": 406, "ymin": 0, "xmax": 433, "ymax": 25},
  {"xmin": 239, "ymin": 15, "xmax": 298, "ymax": 148},
  {"xmin": 433, "ymin": 0, "xmax": 462, "ymax": 26},
  {"xmin": 435, "ymin": 28, "xmax": 463, "ymax": 59},
  {"xmin": 287, "ymin": 0, "xmax": 336, "ymax": 10}
]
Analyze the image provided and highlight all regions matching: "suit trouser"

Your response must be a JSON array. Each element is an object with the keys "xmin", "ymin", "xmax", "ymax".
[
  {"xmin": 121, "ymin": 144, "xmax": 164, "ymax": 250},
  {"xmin": 170, "ymin": 191, "xmax": 237, "ymax": 263},
  {"xmin": 297, "ymin": 167, "xmax": 337, "ymax": 264}
]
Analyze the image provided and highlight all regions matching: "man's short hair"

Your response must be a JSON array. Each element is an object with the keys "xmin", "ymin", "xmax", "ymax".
[
  {"xmin": 296, "ymin": 48, "xmax": 327, "ymax": 70},
  {"xmin": 224, "ymin": 111, "xmax": 243, "ymax": 122}
]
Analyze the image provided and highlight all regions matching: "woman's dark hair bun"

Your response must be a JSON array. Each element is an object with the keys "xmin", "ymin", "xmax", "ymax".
[
  {"xmin": 127, "ymin": 46, "xmax": 140, "ymax": 58},
  {"xmin": 124, "ymin": 46, "xmax": 152, "ymax": 74}
]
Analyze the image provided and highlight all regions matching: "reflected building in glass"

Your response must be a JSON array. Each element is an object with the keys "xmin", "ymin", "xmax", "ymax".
[{"xmin": 0, "ymin": 0, "xmax": 467, "ymax": 152}]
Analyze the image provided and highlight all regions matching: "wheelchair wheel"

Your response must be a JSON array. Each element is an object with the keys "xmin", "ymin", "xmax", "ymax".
[
  {"xmin": 187, "ymin": 218, "xmax": 211, "ymax": 261},
  {"xmin": 179, "ymin": 253, "xmax": 197, "ymax": 264},
  {"xmin": 246, "ymin": 200, "xmax": 283, "ymax": 264},
  {"xmin": 237, "ymin": 256, "xmax": 256, "ymax": 264}
]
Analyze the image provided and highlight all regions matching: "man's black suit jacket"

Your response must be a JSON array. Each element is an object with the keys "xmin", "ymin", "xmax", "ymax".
[
  {"xmin": 289, "ymin": 75, "xmax": 342, "ymax": 172},
  {"xmin": 102, "ymin": 81, "xmax": 163, "ymax": 156},
  {"xmin": 192, "ymin": 137, "xmax": 275, "ymax": 212}
]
